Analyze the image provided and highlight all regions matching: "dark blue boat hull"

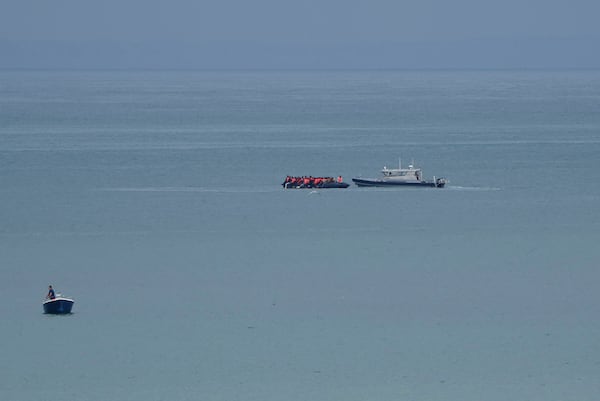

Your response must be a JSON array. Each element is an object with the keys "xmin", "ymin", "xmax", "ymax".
[
  {"xmin": 43, "ymin": 299, "xmax": 74, "ymax": 314},
  {"xmin": 352, "ymin": 178, "xmax": 445, "ymax": 188}
]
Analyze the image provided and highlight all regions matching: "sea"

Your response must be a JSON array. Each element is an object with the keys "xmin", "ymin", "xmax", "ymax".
[{"xmin": 1, "ymin": 70, "xmax": 599, "ymax": 401}]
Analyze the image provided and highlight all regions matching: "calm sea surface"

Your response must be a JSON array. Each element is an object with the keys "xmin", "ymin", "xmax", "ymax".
[{"xmin": 1, "ymin": 70, "xmax": 600, "ymax": 401}]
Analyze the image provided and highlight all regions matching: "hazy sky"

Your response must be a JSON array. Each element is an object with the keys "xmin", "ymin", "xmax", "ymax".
[{"xmin": 1, "ymin": 0, "xmax": 599, "ymax": 69}]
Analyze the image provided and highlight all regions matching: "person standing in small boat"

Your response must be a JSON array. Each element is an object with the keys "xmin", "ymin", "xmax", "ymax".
[{"xmin": 46, "ymin": 285, "xmax": 55, "ymax": 300}]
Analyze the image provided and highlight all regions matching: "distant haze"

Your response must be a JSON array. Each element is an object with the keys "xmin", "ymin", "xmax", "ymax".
[{"xmin": 2, "ymin": 0, "xmax": 599, "ymax": 69}]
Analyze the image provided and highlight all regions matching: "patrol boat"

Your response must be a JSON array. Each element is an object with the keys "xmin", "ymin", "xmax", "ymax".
[{"xmin": 352, "ymin": 160, "xmax": 446, "ymax": 188}]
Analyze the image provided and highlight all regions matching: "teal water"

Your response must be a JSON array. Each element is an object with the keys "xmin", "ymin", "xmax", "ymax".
[{"xmin": 1, "ymin": 70, "xmax": 600, "ymax": 400}]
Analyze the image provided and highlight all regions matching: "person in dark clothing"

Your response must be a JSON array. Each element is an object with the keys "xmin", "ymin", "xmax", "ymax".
[{"xmin": 46, "ymin": 285, "xmax": 55, "ymax": 300}]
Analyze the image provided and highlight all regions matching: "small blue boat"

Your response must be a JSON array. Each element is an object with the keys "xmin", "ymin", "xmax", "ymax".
[
  {"xmin": 43, "ymin": 296, "xmax": 74, "ymax": 314},
  {"xmin": 282, "ymin": 176, "xmax": 349, "ymax": 189}
]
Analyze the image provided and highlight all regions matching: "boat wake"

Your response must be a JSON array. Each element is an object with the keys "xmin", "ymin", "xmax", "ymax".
[
  {"xmin": 1, "ymin": 226, "xmax": 383, "ymax": 239},
  {"xmin": 446, "ymin": 185, "xmax": 502, "ymax": 191},
  {"xmin": 92, "ymin": 187, "xmax": 280, "ymax": 194}
]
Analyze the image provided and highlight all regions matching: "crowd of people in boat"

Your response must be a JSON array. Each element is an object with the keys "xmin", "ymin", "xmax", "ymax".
[{"xmin": 283, "ymin": 175, "xmax": 344, "ymax": 188}]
